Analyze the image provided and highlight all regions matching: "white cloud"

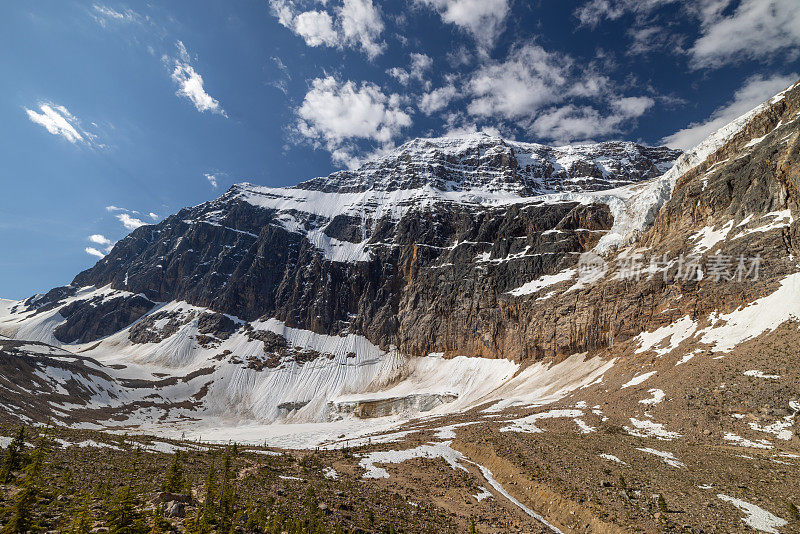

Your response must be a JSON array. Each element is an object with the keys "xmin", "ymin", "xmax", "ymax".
[
  {"xmin": 662, "ymin": 73, "xmax": 798, "ymax": 150},
  {"xmin": 612, "ymin": 96, "xmax": 655, "ymax": 117},
  {"xmin": 456, "ymin": 42, "xmax": 652, "ymax": 142},
  {"xmin": 467, "ymin": 43, "xmax": 605, "ymax": 120},
  {"xmin": 293, "ymin": 10, "xmax": 339, "ymax": 47},
  {"xmin": 85, "ymin": 247, "xmax": 106, "ymax": 259},
  {"xmin": 269, "ymin": 56, "xmax": 291, "ymax": 95},
  {"xmin": 149, "ymin": 212, "xmax": 158, "ymax": 220},
  {"xmin": 86, "ymin": 234, "xmax": 114, "ymax": 258},
  {"xmin": 575, "ymin": 0, "xmax": 800, "ymax": 68},
  {"xmin": 388, "ymin": 53, "xmax": 433, "ymax": 86},
  {"xmin": 530, "ymin": 98, "xmax": 652, "ymax": 143},
  {"xmin": 690, "ymin": 0, "xmax": 800, "ymax": 68},
  {"xmin": 168, "ymin": 41, "xmax": 226, "ymax": 116},
  {"xmin": 205, "ymin": 173, "xmax": 218, "ymax": 188},
  {"xmin": 419, "ymin": 84, "xmax": 458, "ymax": 114},
  {"xmin": 91, "ymin": 4, "xmax": 140, "ymax": 27},
  {"xmin": 409, "ymin": 53, "xmax": 433, "ymax": 81},
  {"xmin": 25, "ymin": 103, "xmax": 102, "ymax": 146},
  {"xmin": 116, "ymin": 213, "xmax": 146, "ymax": 231},
  {"xmin": 269, "ymin": 0, "xmax": 385, "ymax": 59},
  {"xmin": 88, "ymin": 234, "xmax": 112, "ymax": 246},
  {"xmin": 105, "ymin": 205, "xmax": 126, "ymax": 212},
  {"xmin": 387, "ymin": 67, "xmax": 411, "ymax": 85},
  {"xmin": 295, "ymin": 76, "xmax": 412, "ymax": 166},
  {"xmin": 338, "ymin": 0, "xmax": 385, "ymax": 59},
  {"xmin": 416, "ymin": 0, "xmax": 509, "ymax": 48},
  {"xmin": 574, "ymin": 0, "xmax": 679, "ymax": 28}
]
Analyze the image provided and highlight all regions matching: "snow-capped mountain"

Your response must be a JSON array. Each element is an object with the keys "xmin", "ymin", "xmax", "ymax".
[{"xmin": 2, "ymin": 79, "xmax": 800, "ymax": 454}]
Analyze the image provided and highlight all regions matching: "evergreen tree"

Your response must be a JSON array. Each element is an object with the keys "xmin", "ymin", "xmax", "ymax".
[
  {"xmin": 105, "ymin": 484, "xmax": 147, "ymax": 534},
  {"xmin": 657, "ymin": 493, "xmax": 668, "ymax": 513},
  {"xmin": 149, "ymin": 505, "xmax": 170, "ymax": 534},
  {"xmin": 186, "ymin": 464, "xmax": 217, "ymax": 534},
  {"xmin": 65, "ymin": 499, "xmax": 93, "ymax": 534},
  {"xmin": 0, "ymin": 427, "xmax": 28, "ymax": 483},
  {"xmin": 2, "ymin": 437, "xmax": 45, "ymax": 534},
  {"xmin": 161, "ymin": 452, "xmax": 184, "ymax": 494},
  {"xmin": 217, "ymin": 451, "xmax": 236, "ymax": 532}
]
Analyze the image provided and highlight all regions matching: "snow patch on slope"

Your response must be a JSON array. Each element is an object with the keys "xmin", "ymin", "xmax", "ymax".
[
  {"xmin": 699, "ymin": 273, "xmax": 800, "ymax": 352},
  {"xmin": 717, "ymin": 494, "xmax": 787, "ymax": 533},
  {"xmin": 634, "ymin": 317, "xmax": 697, "ymax": 356}
]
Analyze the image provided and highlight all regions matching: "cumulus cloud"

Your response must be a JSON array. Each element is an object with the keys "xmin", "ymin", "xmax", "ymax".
[
  {"xmin": 419, "ymin": 84, "xmax": 458, "ymax": 114},
  {"xmin": 459, "ymin": 42, "xmax": 654, "ymax": 142},
  {"xmin": 116, "ymin": 213, "xmax": 146, "ymax": 231},
  {"xmin": 293, "ymin": 10, "xmax": 339, "ymax": 47},
  {"xmin": 661, "ymin": 73, "xmax": 798, "ymax": 150},
  {"xmin": 416, "ymin": 0, "xmax": 509, "ymax": 48},
  {"xmin": 410, "ymin": 53, "xmax": 433, "ymax": 75},
  {"xmin": 269, "ymin": 0, "xmax": 385, "ymax": 59},
  {"xmin": 25, "ymin": 103, "xmax": 102, "ymax": 146},
  {"xmin": 467, "ymin": 43, "xmax": 607, "ymax": 120},
  {"xmin": 339, "ymin": 0, "xmax": 385, "ymax": 59},
  {"xmin": 167, "ymin": 41, "xmax": 226, "ymax": 116},
  {"xmin": 690, "ymin": 0, "xmax": 800, "ymax": 68},
  {"xmin": 295, "ymin": 76, "xmax": 412, "ymax": 167},
  {"xmin": 205, "ymin": 173, "xmax": 218, "ymax": 188}
]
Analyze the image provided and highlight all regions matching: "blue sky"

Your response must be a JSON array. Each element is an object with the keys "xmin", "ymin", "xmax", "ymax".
[{"xmin": 1, "ymin": 0, "xmax": 799, "ymax": 299}]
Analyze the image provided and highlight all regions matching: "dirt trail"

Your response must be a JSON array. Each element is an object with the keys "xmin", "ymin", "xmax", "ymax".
[{"xmin": 454, "ymin": 440, "xmax": 631, "ymax": 534}]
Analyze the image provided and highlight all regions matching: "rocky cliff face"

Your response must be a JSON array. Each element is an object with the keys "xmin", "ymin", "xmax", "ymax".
[{"xmin": 61, "ymin": 137, "xmax": 679, "ymax": 360}]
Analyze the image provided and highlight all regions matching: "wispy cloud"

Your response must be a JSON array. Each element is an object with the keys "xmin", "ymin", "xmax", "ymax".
[
  {"xmin": 269, "ymin": 56, "xmax": 292, "ymax": 95},
  {"xmin": 88, "ymin": 234, "xmax": 112, "ymax": 246},
  {"xmin": 106, "ymin": 205, "xmax": 131, "ymax": 213},
  {"xmin": 91, "ymin": 3, "xmax": 141, "ymax": 27},
  {"xmin": 205, "ymin": 173, "xmax": 219, "ymax": 188},
  {"xmin": 419, "ymin": 84, "xmax": 458, "ymax": 115},
  {"xmin": 24, "ymin": 103, "xmax": 103, "ymax": 147},
  {"xmin": 85, "ymin": 233, "xmax": 114, "ymax": 259},
  {"xmin": 166, "ymin": 41, "xmax": 226, "ymax": 116},
  {"xmin": 574, "ymin": 0, "xmax": 800, "ymax": 69},
  {"xmin": 85, "ymin": 247, "xmax": 107, "ymax": 259}
]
